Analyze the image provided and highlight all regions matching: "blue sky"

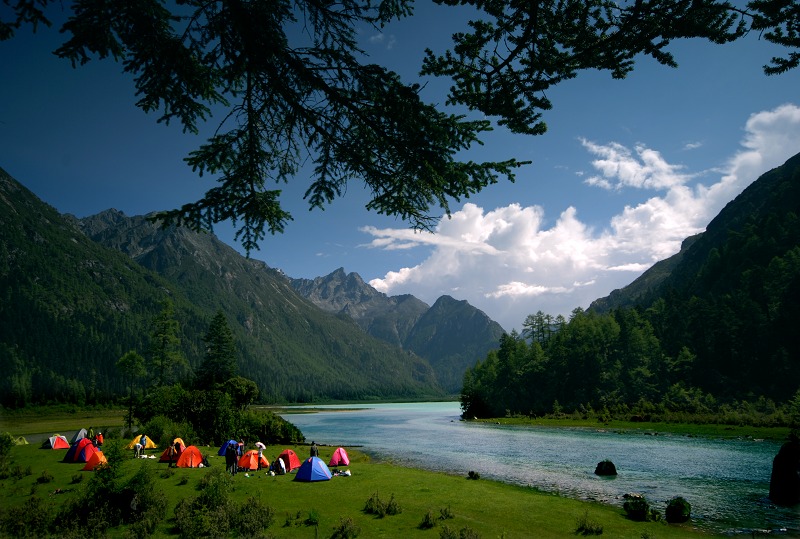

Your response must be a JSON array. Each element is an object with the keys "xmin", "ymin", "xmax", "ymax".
[{"xmin": 2, "ymin": 3, "xmax": 799, "ymax": 332}]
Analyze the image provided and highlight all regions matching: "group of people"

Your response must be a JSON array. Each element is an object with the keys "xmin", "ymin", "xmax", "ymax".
[
  {"xmin": 87, "ymin": 428, "xmax": 103, "ymax": 447},
  {"xmin": 133, "ymin": 434, "xmax": 148, "ymax": 458},
  {"xmin": 224, "ymin": 440, "xmax": 244, "ymax": 475}
]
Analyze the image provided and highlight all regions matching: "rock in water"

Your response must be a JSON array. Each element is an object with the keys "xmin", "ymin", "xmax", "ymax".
[
  {"xmin": 594, "ymin": 460, "xmax": 617, "ymax": 476},
  {"xmin": 769, "ymin": 439, "xmax": 800, "ymax": 506}
]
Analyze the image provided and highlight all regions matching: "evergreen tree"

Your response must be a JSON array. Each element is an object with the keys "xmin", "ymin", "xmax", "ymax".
[
  {"xmin": 2, "ymin": 0, "xmax": 796, "ymax": 251},
  {"xmin": 117, "ymin": 350, "xmax": 146, "ymax": 430},
  {"xmin": 147, "ymin": 299, "xmax": 187, "ymax": 387},
  {"xmin": 196, "ymin": 310, "xmax": 238, "ymax": 389}
]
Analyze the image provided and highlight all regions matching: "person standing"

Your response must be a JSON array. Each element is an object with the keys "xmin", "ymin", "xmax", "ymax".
[
  {"xmin": 310, "ymin": 441, "xmax": 319, "ymax": 458},
  {"xmin": 225, "ymin": 441, "xmax": 237, "ymax": 475}
]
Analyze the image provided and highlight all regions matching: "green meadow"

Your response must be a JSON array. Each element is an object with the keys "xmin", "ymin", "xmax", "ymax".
[
  {"xmin": 0, "ymin": 407, "xmax": 728, "ymax": 538},
  {"xmin": 1, "ymin": 441, "xmax": 719, "ymax": 538}
]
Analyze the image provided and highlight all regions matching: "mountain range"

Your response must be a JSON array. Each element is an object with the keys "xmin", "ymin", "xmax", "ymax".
[
  {"xmin": 3, "ymin": 149, "xmax": 798, "ymax": 407},
  {"xmin": 0, "ymin": 166, "xmax": 503, "ymax": 405}
]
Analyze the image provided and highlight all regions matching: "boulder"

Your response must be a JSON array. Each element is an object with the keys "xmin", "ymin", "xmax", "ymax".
[
  {"xmin": 769, "ymin": 439, "xmax": 800, "ymax": 506},
  {"xmin": 594, "ymin": 459, "xmax": 617, "ymax": 476}
]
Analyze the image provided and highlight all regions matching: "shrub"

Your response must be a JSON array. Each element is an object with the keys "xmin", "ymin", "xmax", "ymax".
[
  {"xmin": 331, "ymin": 516, "xmax": 361, "ymax": 539},
  {"xmin": 363, "ymin": 492, "xmax": 401, "ymax": 518},
  {"xmin": 233, "ymin": 496, "xmax": 276, "ymax": 537},
  {"xmin": 623, "ymin": 494, "xmax": 661, "ymax": 522},
  {"xmin": 0, "ymin": 432, "xmax": 14, "ymax": 457},
  {"xmin": 420, "ymin": 510, "xmax": 437, "ymax": 529},
  {"xmin": 574, "ymin": 510, "xmax": 604, "ymax": 535},
  {"xmin": 439, "ymin": 505, "xmax": 455, "ymax": 520},
  {"xmin": 623, "ymin": 495, "xmax": 650, "ymax": 521},
  {"xmin": 665, "ymin": 496, "xmax": 691, "ymax": 523},
  {"xmin": 0, "ymin": 495, "xmax": 52, "ymax": 537},
  {"xmin": 467, "ymin": 470, "xmax": 480, "ymax": 480},
  {"xmin": 70, "ymin": 473, "xmax": 83, "ymax": 484},
  {"xmin": 304, "ymin": 508, "xmax": 320, "ymax": 527},
  {"xmin": 36, "ymin": 470, "xmax": 54, "ymax": 484},
  {"xmin": 440, "ymin": 526, "xmax": 482, "ymax": 539}
]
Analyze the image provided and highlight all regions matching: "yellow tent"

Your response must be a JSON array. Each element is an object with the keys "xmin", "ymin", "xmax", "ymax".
[{"xmin": 125, "ymin": 434, "xmax": 157, "ymax": 450}]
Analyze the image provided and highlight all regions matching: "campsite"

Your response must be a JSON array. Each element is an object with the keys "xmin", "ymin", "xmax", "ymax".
[{"xmin": 0, "ymin": 424, "xmax": 721, "ymax": 538}]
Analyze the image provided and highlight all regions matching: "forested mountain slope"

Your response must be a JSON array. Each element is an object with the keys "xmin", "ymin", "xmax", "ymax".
[
  {"xmin": 463, "ymin": 152, "xmax": 800, "ymax": 418},
  {"xmin": 0, "ymin": 167, "xmax": 443, "ymax": 406},
  {"xmin": 593, "ymin": 151, "xmax": 800, "ymax": 401},
  {"xmin": 292, "ymin": 269, "xmax": 505, "ymax": 391}
]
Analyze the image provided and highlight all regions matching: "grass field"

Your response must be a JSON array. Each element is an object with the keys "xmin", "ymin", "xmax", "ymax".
[
  {"xmin": 0, "ymin": 404, "xmax": 733, "ymax": 538},
  {"xmin": 1, "ymin": 439, "xmax": 719, "ymax": 538}
]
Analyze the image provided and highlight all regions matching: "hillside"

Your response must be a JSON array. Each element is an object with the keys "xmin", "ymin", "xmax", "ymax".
[
  {"xmin": 590, "ymin": 151, "xmax": 800, "ymax": 401},
  {"xmin": 0, "ymin": 167, "xmax": 443, "ymax": 406},
  {"xmin": 291, "ymin": 269, "xmax": 506, "ymax": 391},
  {"xmin": 462, "ymin": 152, "xmax": 800, "ymax": 419}
]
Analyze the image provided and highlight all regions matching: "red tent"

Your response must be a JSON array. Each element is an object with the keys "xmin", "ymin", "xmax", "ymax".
[
  {"xmin": 43, "ymin": 435, "xmax": 70, "ymax": 449},
  {"xmin": 278, "ymin": 449, "xmax": 301, "ymax": 471},
  {"xmin": 328, "ymin": 447, "xmax": 350, "ymax": 467},
  {"xmin": 176, "ymin": 446, "xmax": 205, "ymax": 468},
  {"xmin": 238, "ymin": 450, "xmax": 269, "ymax": 471}
]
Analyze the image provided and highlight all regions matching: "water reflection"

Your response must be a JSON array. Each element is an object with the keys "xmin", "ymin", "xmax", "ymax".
[{"xmin": 280, "ymin": 402, "xmax": 799, "ymax": 535}]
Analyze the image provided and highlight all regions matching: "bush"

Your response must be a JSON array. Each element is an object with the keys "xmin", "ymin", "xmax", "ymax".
[
  {"xmin": 233, "ymin": 496, "xmax": 276, "ymax": 537},
  {"xmin": 363, "ymin": 492, "xmax": 401, "ymax": 518},
  {"xmin": 331, "ymin": 516, "xmax": 361, "ymax": 539},
  {"xmin": 467, "ymin": 470, "xmax": 480, "ymax": 480},
  {"xmin": 419, "ymin": 510, "xmax": 438, "ymax": 529},
  {"xmin": 439, "ymin": 505, "xmax": 455, "ymax": 520},
  {"xmin": 665, "ymin": 496, "xmax": 691, "ymax": 523},
  {"xmin": 0, "ymin": 432, "xmax": 14, "ymax": 457},
  {"xmin": 0, "ymin": 495, "xmax": 52, "ymax": 537},
  {"xmin": 623, "ymin": 494, "xmax": 661, "ymax": 522},
  {"xmin": 623, "ymin": 495, "xmax": 650, "ymax": 521},
  {"xmin": 36, "ymin": 470, "xmax": 54, "ymax": 484},
  {"xmin": 440, "ymin": 525, "xmax": 481, "ymax": 539},
  {"xmin": 574, "ymin": 510, "xmax": 604, "ymax": 535}
]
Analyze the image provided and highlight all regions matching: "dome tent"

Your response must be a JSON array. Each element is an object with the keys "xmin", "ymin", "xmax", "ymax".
[
  {"xmin": 328, "ymin": 447, "xmax": 350, "ymax": 467},
  {"xmin": 295, "ymin": 457, "xmax": 332, "ymax": 482},
  {"xmin": 278, "ymin": 449, "xmax": 301, "ymax": 471}
]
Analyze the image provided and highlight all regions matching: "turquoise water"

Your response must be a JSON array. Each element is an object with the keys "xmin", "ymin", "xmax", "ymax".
[{"xmin": 281, "ymin": 401, "xmax": 800, "ymax": 536}]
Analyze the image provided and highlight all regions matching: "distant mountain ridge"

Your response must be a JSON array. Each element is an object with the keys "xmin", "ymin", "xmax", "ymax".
[
  {"xmin": 0, "ymin": 167, "xmax": 445, "ymax": 405},
  {"xmin": 291, "ymin": 269, "xmax": 505, "ymax": 391}
]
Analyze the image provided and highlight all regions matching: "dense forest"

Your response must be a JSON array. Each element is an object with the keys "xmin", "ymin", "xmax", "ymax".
[{"xmin": 462, "ymin": 153, "xmax": 800, "ymax": 423}]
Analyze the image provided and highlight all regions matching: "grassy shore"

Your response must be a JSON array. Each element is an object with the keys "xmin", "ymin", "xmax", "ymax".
[
  {"xmin": 475, "ymin": 416, "xmax": 792, "ymax": 441},
  {"xmin": 2, "ymin": 408, "xmax": 783, "ymax": 537},
  {"xmin": 1, "ymin": 441, "xmax": 719, "ymax": 538}
]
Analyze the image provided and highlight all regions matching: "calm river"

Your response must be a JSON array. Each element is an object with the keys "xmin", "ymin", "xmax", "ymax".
[{"xmin": 280, "ymin": 401, "xmax": 799, "ymax": 536}]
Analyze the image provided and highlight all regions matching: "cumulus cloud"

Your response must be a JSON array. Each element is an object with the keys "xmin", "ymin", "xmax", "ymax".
[{"xmin": 364, "ymin": 104, "xmax": 800, "ymax": 331}]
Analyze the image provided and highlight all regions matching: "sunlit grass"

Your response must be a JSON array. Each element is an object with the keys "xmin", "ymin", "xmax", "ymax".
[{"xmin": 1, "ymin": 440, "xmax": 720, "ymax": 538}]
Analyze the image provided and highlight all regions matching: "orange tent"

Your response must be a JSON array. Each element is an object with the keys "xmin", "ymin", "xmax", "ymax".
[
  {"xmin": 278, "ymin": 449, "xmax": 301, "ymax": 471},
  {"xmin": 238, "ymin": 450, "xmax": 269, "ymax": 471},
  {"xmin": 176, "ymin": 445, "xmax": 205, "ymax": 468},
  {"xmin": 158, "ymin": 438, "xmax": 187, "ymax": 463},
  {"xmin": 82, "ymin": 450, "xmax": 107, "ymax": 471}
]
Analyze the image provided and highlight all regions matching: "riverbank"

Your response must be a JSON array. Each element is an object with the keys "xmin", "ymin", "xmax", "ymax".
[
  {"xmin": 473, "ymin": 416, "xmax": 793, "ymax": 441},
  {"xmin": 2, "ymin": 440, "xmax": 721, "ymax": 538}
]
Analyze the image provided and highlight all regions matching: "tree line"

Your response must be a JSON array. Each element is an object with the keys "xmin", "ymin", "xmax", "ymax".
[{"xmin": 461, "ymin": 308, "xmax": 800, "ymax": 427}]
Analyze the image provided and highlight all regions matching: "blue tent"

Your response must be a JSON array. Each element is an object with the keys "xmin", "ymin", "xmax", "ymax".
[
  {"xmin": 217, "ymin": 439, "xmax": 239, "ymax": 456},
  {"xmin": 294, "ymin": 456, "xmax": 332, "ymax": 482}
]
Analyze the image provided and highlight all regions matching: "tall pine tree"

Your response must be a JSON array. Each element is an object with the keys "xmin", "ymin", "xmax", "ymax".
[{"xmin": 196, "ymin": 310, "xmax": 237, "ymax": 389}]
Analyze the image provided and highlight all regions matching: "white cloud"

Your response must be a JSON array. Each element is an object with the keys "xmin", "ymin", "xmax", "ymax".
[{"xmin": 365, "ymin": 104, "xmax": 800, "ymax": 331}]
